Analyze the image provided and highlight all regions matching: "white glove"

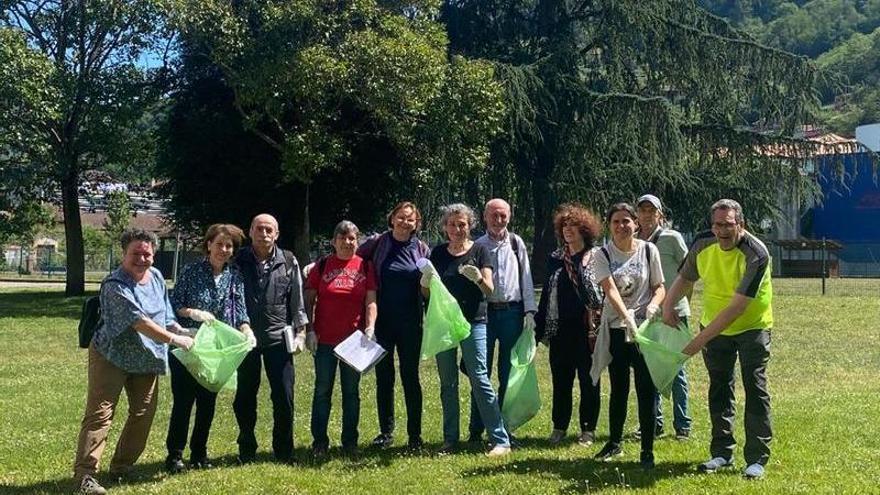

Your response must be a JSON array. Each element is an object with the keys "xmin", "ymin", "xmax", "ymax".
[
  {"xmin": 624, "ymin": 314, "xmax": 639, "ymax": 344},
  {"xmin": 523, "ymin": 313, "xmax": 536, "ymax": 333},
  {"xmin": 188, "ymin": 309, "xmax": 215, "ymax": 323},
  {"xmin": 292, "ymin": 330, "xmax": 306, "ymax": 355},
  {"xmin": 242, "ymin": 328, "xmax": 257, "ymax": 350},
  {"xmin": 646, "ymin": 303, "xmax": 660, "ymax": 321},
  {"xmin": 305, "ymin": 331, "xmax": 318, "ymax": 353},
  {"xmin": 170, "ymin": 334, "xmax": 195, "ymax": 351},
  {"xmin": 302, "ymin": 262, "xmax": 315, "ymax": 279},
  {"xmin": 458, "ymin": 264, "xmax": 482, "ymax": 285},
  {"xmin": 418, "ymin": 259, "xmax": 436, "ymax": 288},
  {"xmin": 363, "ymin": 326, "xmax": 376, "ymax": 341}
]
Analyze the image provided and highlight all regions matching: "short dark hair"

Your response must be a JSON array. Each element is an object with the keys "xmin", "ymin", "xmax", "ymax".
[
  {"xmin": 334, "ymin": 220, "xmax": 360, "ymax": 238},
  {"xmin": 605, "ymin": 202, "xmax": 637, "ymax": 224},
  {"xmin": 553, "ymin": 203, "xmax": 602, "ymax": 247},
  {"xmin": 710, "ymin": 199, "xmax": 744, "ymax": 224},
  {"xmin": 202, "ymin": 223, "xmax": 246, "ymax": 254},
  {"xmin": 120, "ymin": 229, "xmax": 158, "ymax": 252},
  {"xmin": 439, "ymin": 203, "xmax": 479, "ymax": 233}
]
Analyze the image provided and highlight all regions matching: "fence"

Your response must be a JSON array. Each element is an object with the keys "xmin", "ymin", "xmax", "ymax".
[
  {"xmin": 768, "ymin": 239, "xmax": 880, "ymax": 296},
  {"xmin": 1, "ymin": 243, "xmax": 201, "ymax": 282}
]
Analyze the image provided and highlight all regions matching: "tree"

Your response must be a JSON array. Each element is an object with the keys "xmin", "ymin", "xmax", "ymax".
[
  {"xmin": 157, "ymin": 44, "xmax": 412, "ymax": 250},
  {"xmin": 166, "ymin": 0, "xmax": 504, "ymax": 262},
  {"xmin": 1, "ymin": 1, "xmax": 171, "ymax": 295},
  {"xmin": 0, "ymin": 28, "xmax": 58, "ymax": 247},
  {"xmin": 102, "ymin": 189, "xmax": 131, "ymax": 263},
  {"xmin": 441, "ymin": 0, "xmax": 827, "ymax": 280}
]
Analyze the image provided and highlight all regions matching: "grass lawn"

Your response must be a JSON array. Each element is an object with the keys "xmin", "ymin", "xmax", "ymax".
[{"xmin": 1, "ymin": 280, "xmax": 878, "ymax": 494}]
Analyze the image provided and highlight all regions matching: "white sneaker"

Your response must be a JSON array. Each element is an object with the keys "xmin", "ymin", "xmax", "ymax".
[
  {"xmin": 743, "ymin": 463, "xmax": 765, "ymax": 479},
  {"xmin": 698, "ymin": 456, "xmax": 734, "ymax": 473},
  {"xmin": 548, "ymin": 429, "xmax": 566, "ymax": 445},
  {"xmin": 486, "ymin": 445, "xmax": 511, "ymax": 457},
  {"xmin": 77, "ymin": 475, "xmax": 107, "ymax": 495},
  {"xmin": 577, "ymin": 430, "xmax": 595, "ymax": 446}
]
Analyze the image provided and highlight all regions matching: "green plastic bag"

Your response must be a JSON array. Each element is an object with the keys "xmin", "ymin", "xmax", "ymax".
[
  {"xmin": 171, "ymin": 320, "xmax": 252, "ymax": 393},
  {"xmin": 501, "ymin": 326, "xmax": 541, "ymax": 431},
  {"xmin": 420, "ymin": 276, "xmax": 471, "ymax": 360},
  {"xmin": 634, "ymin": 320, "xmax": 692, "ymax": 396}
]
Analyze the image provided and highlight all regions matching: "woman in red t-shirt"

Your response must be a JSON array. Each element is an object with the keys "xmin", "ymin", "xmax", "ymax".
[{"xmin": 304, "ymin": 220, "xmax": 377, "ymax": 457}]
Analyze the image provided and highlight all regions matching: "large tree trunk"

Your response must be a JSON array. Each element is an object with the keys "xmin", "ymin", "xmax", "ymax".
[
  {"xmin": 62, "ymin": 166, "xmax": 85, "ymax": 296},
  {"xmin": 529, "ymin": 164, "xmax": 558, "ymax": 287},
  {"xmin": 290, "ymin": 181, "xmax": 310, "ymax": 265}
]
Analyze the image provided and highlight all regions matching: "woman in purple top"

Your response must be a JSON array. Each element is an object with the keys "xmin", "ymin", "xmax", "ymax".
[{"xmin": 357, "ymin": 201, "xmax": 430, "ymax": 449}]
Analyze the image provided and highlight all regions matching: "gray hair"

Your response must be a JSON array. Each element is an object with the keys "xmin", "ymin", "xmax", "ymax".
[
  {"xmin": 333, "ymin": 220, "xmax": 360, "ymax": 238},
  {"xmin": 439, "ymin": 203, "xmax": 478, "ymax": 232},
  {"xmin": 710, "ymin": 199, "xmax": 744, "ymax": 224},
  {"xmin": 120, "ymin": 228, "xmax": 158, "ymax": 251}
]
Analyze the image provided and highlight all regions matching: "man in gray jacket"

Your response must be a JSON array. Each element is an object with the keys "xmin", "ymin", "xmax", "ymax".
[{"xmin": 233, "ymin": 214, "xmax": 309, "ymax": 463}]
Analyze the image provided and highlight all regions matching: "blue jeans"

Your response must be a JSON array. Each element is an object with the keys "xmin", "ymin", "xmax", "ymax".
[
  {"xmin": 311, "ymin": 344, "xmax": 361, "ymax": 448},
  {"xmin": 469, "ymin": 305, "xmax": 523, "ymax": 437},
  {"xmin": 655, "ymin": 317, "xmax": 692, "ymax": 433},
  {"xmin": 436, "ymin": 322, "xmax": 510, "ymax": 447}
]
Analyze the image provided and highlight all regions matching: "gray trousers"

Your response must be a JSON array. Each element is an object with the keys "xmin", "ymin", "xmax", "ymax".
[{"xmin": 702, "ymin": 328, "xmax": 772, "ymax": 466}]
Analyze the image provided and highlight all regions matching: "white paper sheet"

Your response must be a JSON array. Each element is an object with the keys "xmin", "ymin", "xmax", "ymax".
[{"xmin": 333, "ymin": 330, "xmax": 387, "ymax": 374}]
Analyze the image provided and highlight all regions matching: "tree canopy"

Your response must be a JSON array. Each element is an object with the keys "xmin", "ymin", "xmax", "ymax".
[
  {"xmin": 166, "ymin": 0, "xmax": 505, "ymax": 260},
  {"xmin": 1, "ymin": 0, "xmax": 172, "ymax": 294},
  {"xmin": 0, "ymin": 27, "xmax": 57, "ymax": 246},
  {"xmin": 438, "ymin": 0, "xmax": 824, "ymax": 278}
]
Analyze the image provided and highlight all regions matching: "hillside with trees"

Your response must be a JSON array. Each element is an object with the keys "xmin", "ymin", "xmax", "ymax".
[{"xmin": 698, "ymin": 0, "xmax": 880, "ymax": 133}]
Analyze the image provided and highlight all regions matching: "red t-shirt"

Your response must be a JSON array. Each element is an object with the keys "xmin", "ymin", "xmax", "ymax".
[{"xmin": 306, "ymin": 254, "xmax": 377, "ymax": 345}]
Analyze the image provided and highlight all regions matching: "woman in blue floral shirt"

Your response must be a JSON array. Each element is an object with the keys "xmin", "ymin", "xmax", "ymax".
[{"xmin": 166, "ymin": 224, "xmax": 255, "ymax": 473}]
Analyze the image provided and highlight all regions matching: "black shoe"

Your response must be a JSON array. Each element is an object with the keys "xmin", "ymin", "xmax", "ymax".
[
  {"xmin": 593, "ymin": 442, "xmax": 623, "ymax": 462},
  {"xmin": 655, "ymin": 426, "xmax": 665, "ymax": 438},
  {"xmin": 437, "ymin": 441, "xmax": 458, "ymax": 455},
  {"xmin": 675, "ymin": 429, "xmax": 690, "ymax": 441},
  {"xmin": 236, "ymin": 452, "xmax": 256, "ymax": 465},
  {"xmin": 371, "ymin": 433, "xmax": 394, "ymax": 449},
  {"xmin": 190, "ymin": 458, "xmax": 213, "ymax": 470},
  {"xmin": 467, "ymin": 432, "xmax": 483, "ymax": 444},
  {"xmin": 275, "ymin": 454, "xmax": 296, "ymax": 465},
  {"xmin": 164, "ymin": 456, "xmax": 185, "ymax": 474},
  {"xmin": 342, "ymin": 444, "xmax": 359, "ymax": 457},
  {"xmin": 311, "ymin": 445, "xmax": 329, "ymax": 458},
  {"xmin": 640, "ymin": 451, "xmax": 655, "ymax": 470},
  {"xmin": 407, "ymin": 436, "xmax": 424, "ymax": 450}
]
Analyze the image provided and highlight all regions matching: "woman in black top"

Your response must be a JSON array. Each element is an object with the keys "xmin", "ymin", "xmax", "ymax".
[
  {"xmin": 421, "ymin": 203, "xmax": 511, "ymax": 457},
  {"xmin": 535, "ymin": 203, "xmax": 604, "ymax": 447}
]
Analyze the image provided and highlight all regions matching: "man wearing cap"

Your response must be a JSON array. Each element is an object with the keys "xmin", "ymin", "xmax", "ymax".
[
  {"xmin": 635, "ymin": 194, "xmax": 693, "ymax": 441},
  {"xmin": 663, "ymin": 199, "xmax": 773, "ymax": 480},
  {"xmin": 468, "ymin": 198, "xmax": 537, "ymax": 442}
]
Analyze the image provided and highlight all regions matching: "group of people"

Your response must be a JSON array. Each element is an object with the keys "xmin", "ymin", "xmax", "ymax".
[{"xmin": 72, "ymin": 196, "xmax": 775, "ymax": 495}]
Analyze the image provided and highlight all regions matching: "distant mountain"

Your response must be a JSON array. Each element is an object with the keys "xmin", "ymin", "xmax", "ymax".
[{"xmin": 698, "ymin": 0, "xmax": 880, "ymax": 134}]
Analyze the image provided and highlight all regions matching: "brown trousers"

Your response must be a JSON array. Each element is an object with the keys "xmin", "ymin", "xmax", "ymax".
[{"xmin": 73, "ymin": 344, "xmax": 159, "ymax": 479}]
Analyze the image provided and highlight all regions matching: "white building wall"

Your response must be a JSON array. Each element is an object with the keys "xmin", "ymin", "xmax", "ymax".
[{"xmin": 855, "ymin": 123, "xmax": 880, "ymax": 152}]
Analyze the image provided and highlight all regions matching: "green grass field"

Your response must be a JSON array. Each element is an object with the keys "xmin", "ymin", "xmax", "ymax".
[{"xmin": 1, "ymin": 280, "xmax": 878, "ymax": 494}]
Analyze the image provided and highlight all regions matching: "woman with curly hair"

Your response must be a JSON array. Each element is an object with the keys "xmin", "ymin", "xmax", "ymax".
[{"xmin": 534, "ymin": 203, "xmax": 604, "ymax": 447}]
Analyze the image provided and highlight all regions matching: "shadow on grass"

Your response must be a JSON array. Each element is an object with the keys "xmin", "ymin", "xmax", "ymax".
[
  {"xmin": 461, "ymin": 456, "xmax": 699, "ymax": 493},
  {"xmin": 2, "ymin": 447, "xmax": 719, "ymax": 494},
  {"xmin": 0, "ymin": 290, "xmax": 93, "ymax": 319}
]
